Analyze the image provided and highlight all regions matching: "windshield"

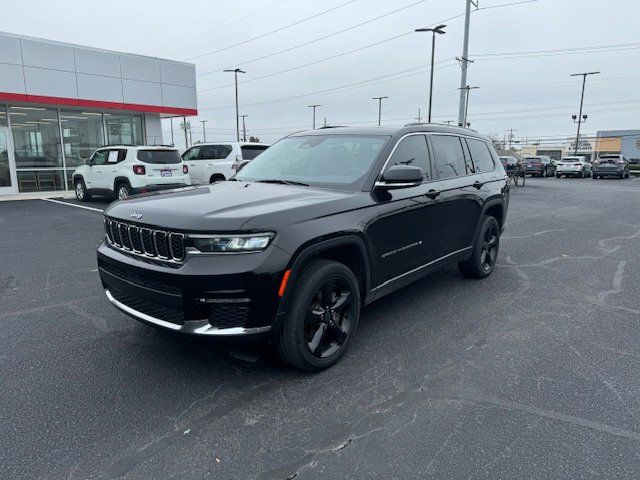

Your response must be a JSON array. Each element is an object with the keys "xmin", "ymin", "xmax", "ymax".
[
  {"xmin": 235, "ymin": 134, "xmax": 389, "ymax": 190},
  {"xmin": 137, "ymin": 149, "xmax": 181, "ymax": 164}
]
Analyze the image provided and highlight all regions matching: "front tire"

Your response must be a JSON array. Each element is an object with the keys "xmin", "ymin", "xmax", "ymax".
[
  {"xmin": 276, "ymin": 259, "xmax": 360, "ymax": 372},
  {"xmin": 458, "ymin": 215, "xmax": 500, "ymax": 279},
  {"xmin": 556, "ymin": 173, "xmax": 561, "ymax": 178},
  {"xmin": 74, "ymin": 179, "xmax": 91, "ymax": 202}
]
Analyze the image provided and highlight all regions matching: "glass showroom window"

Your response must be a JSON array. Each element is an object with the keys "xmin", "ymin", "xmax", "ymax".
[
  {"xmin": 0, "ymin": 105, "xmax": 7, "ymax": 127},
  {"xmin": 61, "ymin": 110, "xmax": 105, "ymax": 189},
  {"xmin": 9, "ymin": 106, "xmax": 64, "ymax": 192},
  {"xmin": 104, "ymin": 113, "xmax": 143, "ymax": 146}
]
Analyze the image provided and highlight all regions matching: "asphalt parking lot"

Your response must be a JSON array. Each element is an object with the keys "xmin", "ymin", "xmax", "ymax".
[{"xmin": 2, "ymin": 177, "xmax": 640, "ymax": 480}]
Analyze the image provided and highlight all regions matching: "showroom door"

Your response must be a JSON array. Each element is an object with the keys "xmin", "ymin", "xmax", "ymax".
[{"xmin": 0, "ymin": 127, "xmax": 18, "ymax": 195}]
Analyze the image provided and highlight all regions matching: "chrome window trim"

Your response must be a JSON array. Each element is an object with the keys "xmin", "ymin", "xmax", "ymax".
[{"xmin": 375, "ymin": 132, "xmax": 431, "ymax": 184}]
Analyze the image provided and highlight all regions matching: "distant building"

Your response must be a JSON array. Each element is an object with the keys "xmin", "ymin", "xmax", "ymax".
[
  {"xmin": 595, "ymin": 130, "xmax": 640, "ymax": 161},
  {"xmin": 518, "ymin": 136, "xmax": 595, "ymax": 161}
]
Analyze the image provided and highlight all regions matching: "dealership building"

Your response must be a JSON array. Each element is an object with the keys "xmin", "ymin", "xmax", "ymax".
[{"xmin": 0, "ymin": 31, "xmax": 197, "ymax": 197}]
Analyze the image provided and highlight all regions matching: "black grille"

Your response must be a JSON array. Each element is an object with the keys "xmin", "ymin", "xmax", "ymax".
[
  {"xmin": 129, "ymin": 226, "xmax": 143, "ymax": 253},
  {"xmin": 209, "ymin": 304, "xmax": 251, "ymax": 329},
  {"xmin": 169, "ymin": 233, "xmax": 185, "ymax": 260},
  {"xmin": 119, "ymin": 223, "xmax": 131, "ymax": 250},
  {"xmin": 100, "ymin": 262, "xmax": 182, "ymax": 296},
  {"xmin": 110, "ymin": 287, "xmax": 184, "ymax": 325},
  {"xmin": 104, "ymin": 218, "xmax": 185, "ymax": 262},
  {"xmin": 154, "ymin": 231, "xmax": 170, "ymax": 259}
]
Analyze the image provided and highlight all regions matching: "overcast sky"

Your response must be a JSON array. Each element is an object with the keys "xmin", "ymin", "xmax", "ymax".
[{"xmin": 3, "ymin": 0, "xmax": 640, "ymax": 147}]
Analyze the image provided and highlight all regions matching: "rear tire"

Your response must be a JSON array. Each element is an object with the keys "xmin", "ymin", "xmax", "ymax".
[
  {"xmin": 458, "ymin": 215, "xmax": 500, "ymax": 279},
  {"xmin": 276, "ymin": 259, "xmax": 360, "ymax": 372},
  {"xmin": 74, "ymin": 179, "xmax": 91, "ymax": 202},
  {"xmin": 116, "ymin": 182, "xmax": 131, "ymax": 200},
  {"xmin": 555, "ymin": 173, "xmax": 561, "ymax": 178}
]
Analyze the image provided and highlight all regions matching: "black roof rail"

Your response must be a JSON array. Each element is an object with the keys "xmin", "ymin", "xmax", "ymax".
[
  {"xmin": 98, "ymin": 143, "xmax": 136, "ymax": 148},
  {"xmin": 318, "ymin": 125, "xmax": 348, "ymax": 129}
]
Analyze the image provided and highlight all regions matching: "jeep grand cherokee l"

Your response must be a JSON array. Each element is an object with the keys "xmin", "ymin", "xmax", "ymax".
[{"xmin": 98, "ymin": 125, "xmax": 509, "ymax": 371}]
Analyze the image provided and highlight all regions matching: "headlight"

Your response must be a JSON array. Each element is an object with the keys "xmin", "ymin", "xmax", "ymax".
[{"xmin": 190, "ymin": 233, "xmax": 274, "ymax": 252}]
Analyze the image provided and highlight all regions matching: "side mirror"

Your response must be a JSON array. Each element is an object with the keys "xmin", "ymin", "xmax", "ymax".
[
  {"xmin": 236, "ymin": 160, "xmax": 251, "ymax": 172},
  {"xmin": 85, "ymin": 158, "xmax": 93, "ymax": 166},
  {"xmin": 375, "ymin": 165, "xmax": 423, "ymax": 189}
]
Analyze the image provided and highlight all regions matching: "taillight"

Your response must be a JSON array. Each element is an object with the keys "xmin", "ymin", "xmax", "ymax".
[
  {"xmin": 183, "ymin": 164, "xmax": 189, "ymax": 174},
  {"xmin": 133, "ymin": 165, "xmax": 145, "ymax": 175},
  {"xmin": 616, "ymin": 160, "xmax": 624, "ymax": 165}
]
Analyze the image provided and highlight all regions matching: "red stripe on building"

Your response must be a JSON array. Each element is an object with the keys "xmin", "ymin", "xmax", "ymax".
[{"xmin": 0, "ymin": 92, "xmax": 197, "ymax": 116}]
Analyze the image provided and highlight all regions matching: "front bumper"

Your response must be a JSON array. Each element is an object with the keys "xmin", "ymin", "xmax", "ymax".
[{"xmin": 97, "ymin": 240, "xmax": 290, "ymax": 337}]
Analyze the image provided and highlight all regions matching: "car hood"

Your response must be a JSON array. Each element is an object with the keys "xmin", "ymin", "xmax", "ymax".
[{"xmin": 103, "ymin": 182, "xmax": 367, "ymax": 231}]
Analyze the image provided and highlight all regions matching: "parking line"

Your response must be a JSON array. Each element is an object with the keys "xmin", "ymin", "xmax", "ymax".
[{"xmin": 41, "ymin": 198, "xmax": 104, "ymax": 213}]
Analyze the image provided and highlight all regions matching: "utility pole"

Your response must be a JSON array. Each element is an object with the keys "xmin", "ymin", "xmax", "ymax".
[
  {"xmin": 170, "ymin": 118, "xmax": 174, "ymax": 145},
  {"xmin": 223, "ymin": 68, "xmax": 246, "ymax": 142},
  {"xmin": 182, "ymin": 116, "xmax": 189, "ymax": 148},
  {"xmin": 415, "ymin": 108, "xmax": 422, "ymax": 123},
  {"xmin": 372, "ymin": 96, "xmax": 388, "ymax": 126},
  {"xmin": 415, "ymin": 24, "xmax": 446, "ymax": 123},
  {"xmin": 457, "ymin": 0, "xmax": 477, "ymax": 126},
  {"xmin": 507, "ymin": 128, "xmax": 517, "ymax": 150},
  {"xmin": 458, "ymin": 85, "xmax": 479, "ymax": 127},
  {"xmin": 240, "ymin": 115, "xmax": 248, "ymax": 141},
  {"xmin": 323, "ymin": 117, "xmax": 327, "ymax": 127},
  {"xmin": 571, "ymin": 71, "xmax": 600, "ymax": 154},
  {"xmin": 308, "ymin": 104, "xmax": 321, "ymax": 129},
  {"xmin": 200, "ymin": 120, "xmax": 207, "ymax": 143}
]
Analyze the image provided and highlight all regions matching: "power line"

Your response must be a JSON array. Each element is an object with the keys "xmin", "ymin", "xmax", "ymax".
[
  {"xmin": 149, "ymin": 0, "xmax": 288, "ymax": 53},
  {"xmin": 184, "ymin": 0, "xmax": 356, "ymax": 61},
  {"xmin": 197, "ymin": 0, "xmax": 427, "ymax": 76}
]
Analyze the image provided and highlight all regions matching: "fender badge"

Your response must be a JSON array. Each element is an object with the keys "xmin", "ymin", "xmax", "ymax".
[{"xmin": 130, "ymin": 212, "xmax": 143, "ymax": 220}]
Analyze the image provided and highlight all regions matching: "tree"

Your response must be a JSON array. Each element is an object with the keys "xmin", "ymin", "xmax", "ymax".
[{"xmin": 248, "ymin": 135, "xmax": 260, "ymax": 143}]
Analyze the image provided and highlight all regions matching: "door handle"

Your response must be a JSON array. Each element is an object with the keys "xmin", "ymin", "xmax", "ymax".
[
  {"xmin": 473, "ymin": 181, "xmax": 484, "ymax": 189},
  {"xmin": 426, "ymin": 189, "xmax": 440, "ymax": 199}
]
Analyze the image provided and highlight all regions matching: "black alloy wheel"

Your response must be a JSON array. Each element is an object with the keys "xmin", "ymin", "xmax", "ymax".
[
  {"xmin": 458, "ymin": 215, "xmax": 500, "ymax": 279},
  {"xmin": 276, "ymin": 259, "xmax": 360, "ymax": 371}
]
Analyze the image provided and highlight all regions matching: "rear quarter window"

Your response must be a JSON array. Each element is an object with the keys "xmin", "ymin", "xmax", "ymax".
[
  {"xmin": 466, "ymin": 138, "xmax": 495, "ymax": 173},
  {"xmin": 241, "ymin": 145, "xmax": 269, "ymax": 160},
  {"xmin": 136, "ymin": 150, "xmax": 181, "ymax": 164}
]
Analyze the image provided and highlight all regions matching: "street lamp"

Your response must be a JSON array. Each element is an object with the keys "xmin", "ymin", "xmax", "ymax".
[
  {"xmin": 458, "ymin": 85, "xmax": 479, "ymax": 127},
  {"xmin": 240, "ymin": 115, "xmax": 248, "ymax": 142},
  {"xmin": 308, "ymin": 104, "xmax": 321, "ymax": 129},
  {"xmin": 372, "ymin": 96, "xmax": 388, "ymax": 126},
  {"xmin": 570, "ymin": 71, "xmax": 600, "ymax": 155},
  {"xmin": 415, "ymin": 24, "xmax": 446, "ymax": 123},
  {"xmin": 223, "ymin": 68, "xmax": 246, "ymax": 142},
  {"xmin": 200, "ymin": 120, "xmax": 207, "ymax": 142}
]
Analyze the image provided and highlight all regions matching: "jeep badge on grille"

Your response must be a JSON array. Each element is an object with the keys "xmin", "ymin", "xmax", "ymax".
[{"xmin": 130, "ymin": 213, "xmax": 143, "ymax": 220}]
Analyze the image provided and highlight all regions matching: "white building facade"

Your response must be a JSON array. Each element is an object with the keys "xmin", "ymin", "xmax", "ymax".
[{"xmin": 0, "ymin": 31, "xmax": 197, "ymax": 196}]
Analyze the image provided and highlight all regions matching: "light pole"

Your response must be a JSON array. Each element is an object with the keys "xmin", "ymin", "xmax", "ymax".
[
  {"xmin": 415, "ymin": 24, "xmax": 446, "ymax": 123},
  {"xmin": 223, "ymin": 68, "xmax": 245, "ymax": 142},
  {"xmin": 240, "ymin": 115, "xmax": 248, "ymax": 141},
  {"xmin": 571, "ymin": 71, "xmax": 600, "ymax": 155},
  {"xmin": 372, "ymin": 96, "xmax": 388, "ymax": 126},
  {"xmin": 458, "ymin": 85, "xmax": 479, "ymax": 127},
  {"xmin": 308, "ymin": 104, "xmax": 321, "ymax": 129},
  {"xmin": 200, "ymin": 120, "xmax": 207, "ymax": 142}
]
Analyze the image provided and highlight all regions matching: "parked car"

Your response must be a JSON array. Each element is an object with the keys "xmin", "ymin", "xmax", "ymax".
[
  {"xmin": 73, "ymin": 145, "xmax": 191, "ymax": 201},
  {"xmin": 98, "ymin": 125, "xmax": 508, "ymax": 371},
  {"xmin": 499, "ymin": 155, "xmax": 518, "ymax": 172},
  {"xmin": 181, "ymin": 141, "xmax": 270, "ymax": 184},
  {"xmin": 555, "ymin": 156, "xmax": 593, "ymax": 178},
  {"xmin": 523, "ymin": 155, "xmax": 556, "ymax": 177},
  {"xmin": 593, "ymin": 154, "xmax": 630, "ymax": 179}
]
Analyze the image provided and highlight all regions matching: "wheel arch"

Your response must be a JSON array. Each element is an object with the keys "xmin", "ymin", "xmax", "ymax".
[{"xmin": 113, "ymin": 176, "xmax": 131, "ymax": 192}]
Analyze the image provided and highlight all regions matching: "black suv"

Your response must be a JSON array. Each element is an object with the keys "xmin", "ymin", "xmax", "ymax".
[{"xmin": 98, "ymin": 125, "xmax": 509, "ymax": 371}]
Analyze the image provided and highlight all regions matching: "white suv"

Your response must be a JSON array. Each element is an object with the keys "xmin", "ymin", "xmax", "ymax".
[
  {"xmin": 72, "ymin": 145, "xmax": 191, "ymax": 201},
  {"xmin": 181, "ymin": 141, "xmax": 270, "ymax": 184}
]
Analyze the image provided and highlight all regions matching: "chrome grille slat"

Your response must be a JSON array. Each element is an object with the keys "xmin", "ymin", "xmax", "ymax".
[{"xmin": 104, "ymin": 218, "xmax": 185, "ymax": 263}]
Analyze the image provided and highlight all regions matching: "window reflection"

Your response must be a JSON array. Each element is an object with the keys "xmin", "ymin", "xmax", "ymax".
[
  {"xmin": 0, "ymin": 105, "xmax": 7, "ymax": 128},
  {"xmin": 61, "ymin": 111, "xmax": 105, "ymax": 168},
  {"xmin": 105, "ymin": 113, "xmax": 143, "ymax": 146}
]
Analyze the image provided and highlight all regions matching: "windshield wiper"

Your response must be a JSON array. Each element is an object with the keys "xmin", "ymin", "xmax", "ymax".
[{"xmin": 255, "ymin": 179, "xmax": 309, "ymax": 186}]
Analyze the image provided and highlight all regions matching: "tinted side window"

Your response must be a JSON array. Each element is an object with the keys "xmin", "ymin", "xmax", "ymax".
[
  {"xmin": 430, "ymin": 135, "xmax": 468, "ymax": 179},
  {"xmin": 386, "ymin": 135, "xmax": 431, "ymax": 180},
  {"xmin": 241, "ymin": 145, "xmax": 268, "ymax": 160},
  {"xmin": 182, "ymin": 147, "xmax": 200, "ymax": 161},
  {"xmin": 466, "ymin": 138, "xmax": 495, "ymax": 173},
  {"xmin": 200, "ymin": 145, "xmax": 233, "ymax": 160},
  {"xmin": 92, "ymin": 150, "xmax": 108, "ymax": 166}
]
